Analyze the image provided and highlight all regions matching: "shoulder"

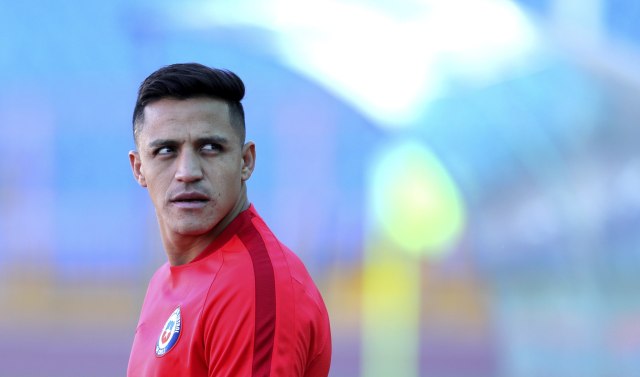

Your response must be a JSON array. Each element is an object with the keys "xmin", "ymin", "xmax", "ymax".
[
  {"xmin": 201, "ymin": 234, "xmax": 256, "ymax": 309},
  {"xmin": 242, "ymin": 211, "xmax": 327, "ymax": 311},
  {"xmin": 275, "ymin": 242, "xmax": 327, "ymax": 311}
]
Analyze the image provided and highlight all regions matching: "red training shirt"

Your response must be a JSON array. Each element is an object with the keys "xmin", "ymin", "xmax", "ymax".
[{"xmin": 127, "ymin": 204, "xmax": 332, "ymax": 376}]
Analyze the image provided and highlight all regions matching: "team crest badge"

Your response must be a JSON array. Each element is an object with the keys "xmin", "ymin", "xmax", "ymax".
[{"xmin": 155, "ymin": 306, "xmax": 182, "ymax": 357}]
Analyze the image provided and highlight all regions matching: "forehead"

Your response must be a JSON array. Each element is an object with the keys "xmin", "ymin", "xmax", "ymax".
[{"xmin": 138, "ymin": 97, "xmax": 237, "ymax": 143}]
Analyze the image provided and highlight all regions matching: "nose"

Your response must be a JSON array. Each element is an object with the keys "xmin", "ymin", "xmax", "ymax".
[{"xmin": 175, "ymin": 149, "xmax": 204, "ymax": 183}]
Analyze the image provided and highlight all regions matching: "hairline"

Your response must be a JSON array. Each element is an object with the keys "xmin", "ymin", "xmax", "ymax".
[{"xmin": 133, "ymin": 95, "xmax": 245, "ymax": 147}]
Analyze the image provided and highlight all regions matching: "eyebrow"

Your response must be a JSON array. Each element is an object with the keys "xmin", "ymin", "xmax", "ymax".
[
  {"xmin": 197, "ymin": 136, "xmax": 230, "ymax": 146},
  {"xmin": 147, "ymin": 139, "xmax": 177, "ymax": 149},
  {"xmin": 147, "ymin": 136, "xmax": 230, "ymax": 149}
]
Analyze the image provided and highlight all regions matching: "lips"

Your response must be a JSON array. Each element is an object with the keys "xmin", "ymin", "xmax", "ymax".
[
  {"xmin": 171, "ymin": 192, "xmax": 210, "ymax": 202},
  {"xmin": 170, "ymin": 191, "xmax": 210, "ymax": 208}
]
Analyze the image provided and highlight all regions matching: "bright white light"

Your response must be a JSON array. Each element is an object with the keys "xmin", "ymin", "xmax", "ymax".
[
  {"xmin": 270, "ymin": 1, "xmax": 441, "ymax": 128},
  {"xmin": 173, "ymin": 0, "xmax": 543, "ymax": 129}
]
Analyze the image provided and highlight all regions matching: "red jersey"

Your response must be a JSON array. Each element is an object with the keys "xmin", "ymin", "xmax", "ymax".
[{"xmin": 127, "ymin": 205, "xmax": 331, "ymax": 376}]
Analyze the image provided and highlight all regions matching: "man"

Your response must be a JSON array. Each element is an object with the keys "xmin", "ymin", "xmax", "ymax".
[{"xmin": 127, "ymin": 63, "xmax": 332, "ymax": 377}]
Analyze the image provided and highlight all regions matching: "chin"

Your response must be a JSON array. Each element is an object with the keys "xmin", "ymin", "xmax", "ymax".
[
  {"xmin": 164, "ymin": 217, "xmax": 212, "ymax": 235},
  {"xmin": 175, "ymin": 224, "xmax": 213, "ymax": 236}
]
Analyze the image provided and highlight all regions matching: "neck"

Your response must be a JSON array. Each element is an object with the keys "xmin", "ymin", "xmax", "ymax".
[{"xmin": 162, "ymin": 186, "xmax": 250, "ymax": 266}]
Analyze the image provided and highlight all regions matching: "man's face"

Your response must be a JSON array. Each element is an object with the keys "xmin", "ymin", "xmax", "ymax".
[{"xmin": 129, "ymin": 97, "xmax": 254, "ymax": 238}]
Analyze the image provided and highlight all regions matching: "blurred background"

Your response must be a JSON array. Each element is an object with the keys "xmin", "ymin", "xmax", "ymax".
[{"xmin": 1, "ymin": 0, "xmax": 640, "ymax": 376}]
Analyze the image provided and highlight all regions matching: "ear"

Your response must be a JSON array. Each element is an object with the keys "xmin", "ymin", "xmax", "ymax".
[
  {"xmin": 240, "ymin": 142, "xmax": 256, "ymax": 182},
  {"xmin": 129, "ymin": 150, "xmax": 147, "ymax": 187}
]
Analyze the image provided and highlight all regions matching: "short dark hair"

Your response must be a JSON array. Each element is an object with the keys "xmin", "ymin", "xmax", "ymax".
[{"xmin": 132, "ymin": 63, "xmax": 246, "ymax": 144}]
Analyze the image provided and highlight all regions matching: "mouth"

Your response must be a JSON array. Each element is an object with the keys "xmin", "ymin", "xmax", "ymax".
[{"xmin": 170, "ymin": 192, "xmax": 210, "ymax": 208}]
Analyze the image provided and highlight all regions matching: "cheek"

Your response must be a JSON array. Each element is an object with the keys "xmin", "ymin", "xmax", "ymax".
[
  {"xmin": 214, "ymin": 168, "xmax": 243, "ymax": 196},
  {"xmin": 145, "ymin": 171, "xmax": 173, "ymax": 201}
]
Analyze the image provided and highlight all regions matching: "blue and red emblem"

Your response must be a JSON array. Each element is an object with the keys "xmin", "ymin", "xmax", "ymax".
[{"xmin": 155, "ymin": 306, "xmax": 182, "ymax": 357}]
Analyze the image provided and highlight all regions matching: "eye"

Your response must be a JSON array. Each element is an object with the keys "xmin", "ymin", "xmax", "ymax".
[
  {"xmin": 201, "ymin": 143, "xmax": 222, "ymax": 152},
  {"xmin": 154, "ymin": 146, "xmax": 174, "ymax": 156}
]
